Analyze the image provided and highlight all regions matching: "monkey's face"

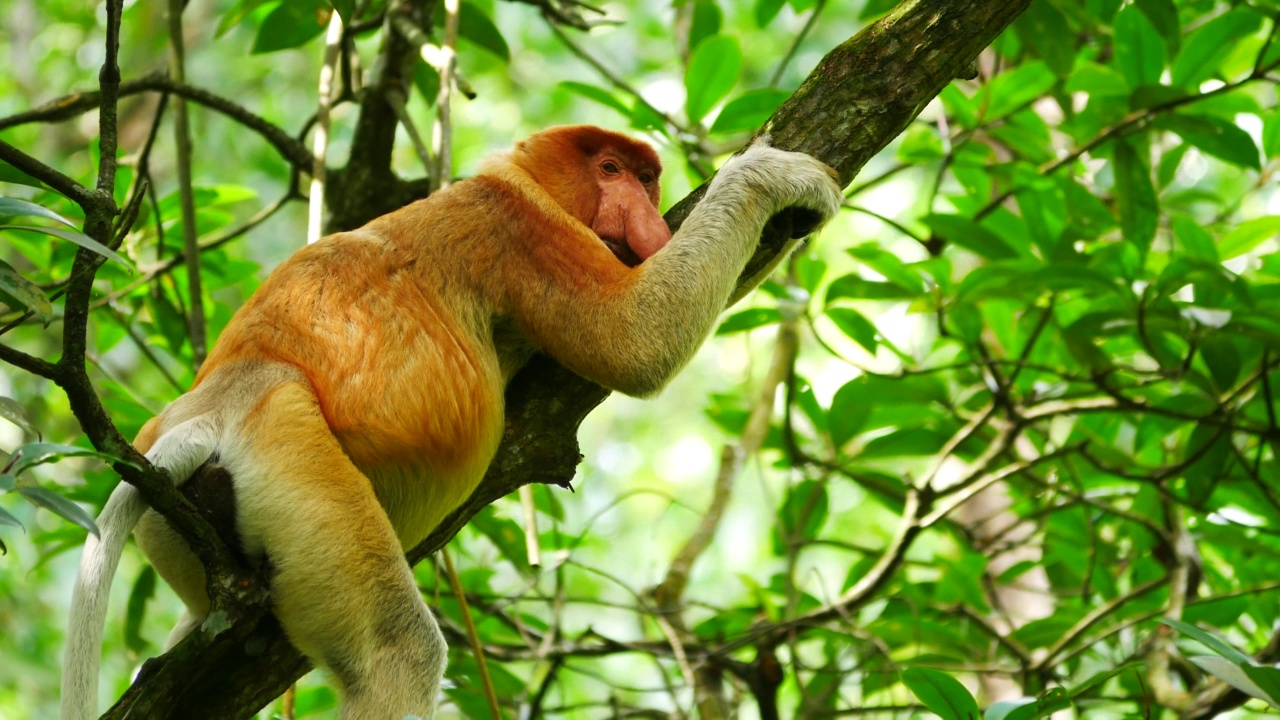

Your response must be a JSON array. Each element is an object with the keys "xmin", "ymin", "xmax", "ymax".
[{"xmin": 590, "ymin": 152, "xmax": 670, "ymax": 267}]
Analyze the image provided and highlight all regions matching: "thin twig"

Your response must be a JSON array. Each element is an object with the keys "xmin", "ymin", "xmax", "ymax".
[
  {"xmin": 0, "ymin": 72, "xmax": 312, "ymax": 169},
  {"xmin": 547, "ymin": 23, "xmax": 689, "ymax": 143},
  {"xmin": 442, "ymin": 548, "xmax": 502, "ymax": 720},
  {"xmin": 386, "ymin": 90, "xmax": 434, "ymax": 171},
  {"xmin": 432, "ymin": 0, "xmax": 461, "ymax": 193},
  {"xmin": 768, "ymin": 0, "xmax": 826, "ymax": 88},
  {"xmin": 308, "ymin": 12, "xmax": 344, "ymax": 243},
  {"xmin": 167, "ymin": 0, "xmax": 207, "ymax": 365}
]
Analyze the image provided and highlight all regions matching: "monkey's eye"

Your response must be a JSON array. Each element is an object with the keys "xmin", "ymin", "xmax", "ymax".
[
  {"xmin": 601, "ymin": 161, "xmax": 621, "ymax": 175},
  {"xmin": 638, "ymin": 171, "xmax": 655, "ymax": 185}
]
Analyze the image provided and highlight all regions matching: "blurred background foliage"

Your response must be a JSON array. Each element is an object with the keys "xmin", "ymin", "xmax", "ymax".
[{"xmin": 2, "ymin": 0, "xmax": 1280, "ymax": 718}]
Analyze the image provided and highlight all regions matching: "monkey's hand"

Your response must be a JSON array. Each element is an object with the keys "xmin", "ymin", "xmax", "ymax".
[{"xmin": 715, "ymin": 138, "xmax": 844, "ymax": 239}]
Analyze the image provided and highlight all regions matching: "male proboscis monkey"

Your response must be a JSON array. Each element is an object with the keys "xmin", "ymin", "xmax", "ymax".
[{"xmin": 62, "ymin": 125, "xmax": 843, "ymax": 719}]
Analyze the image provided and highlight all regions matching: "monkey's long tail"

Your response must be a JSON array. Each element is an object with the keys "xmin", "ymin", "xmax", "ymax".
[
  {"xmin": 61, "ymin": 415, "xmax": 219, "ymax": 720},
  {"xmin": 60, "ymin": 481, "xmax": 148, "ymax": 720}
]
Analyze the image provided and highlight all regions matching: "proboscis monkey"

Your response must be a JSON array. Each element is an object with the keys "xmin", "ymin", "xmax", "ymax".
[{"xmin": 62, "ymin": 125, "xmax": 842, "ymax": 719}]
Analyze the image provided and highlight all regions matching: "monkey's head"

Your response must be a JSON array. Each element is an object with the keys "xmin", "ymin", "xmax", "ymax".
[{"xmin": 512, "ymin": 125, "xmax": 671, "ymax": 267}]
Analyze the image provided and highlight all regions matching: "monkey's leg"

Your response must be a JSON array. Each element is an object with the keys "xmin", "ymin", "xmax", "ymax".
[
  {"xmin": 135, "ymin": 511, "xmax": 210, "ymax": 647},
  {"xmin": 231, "ymin": 380, "xmax": 445, "ymax": 720}
]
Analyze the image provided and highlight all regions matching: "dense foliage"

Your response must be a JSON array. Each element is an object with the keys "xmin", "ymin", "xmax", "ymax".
[{"xmin": 1, "ymin": 0, "xmax": 1279, "ymax": 718}]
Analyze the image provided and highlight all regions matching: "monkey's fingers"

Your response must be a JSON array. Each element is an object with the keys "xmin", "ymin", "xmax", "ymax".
[{"xmin": 767, "ymin": 205, "xmax": 828, "ymax": 240}]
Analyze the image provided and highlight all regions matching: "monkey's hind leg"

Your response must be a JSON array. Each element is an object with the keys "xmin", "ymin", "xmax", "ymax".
[{"xmin": 230, "ymin": 380, "xmax": 445, "ymax": 720}]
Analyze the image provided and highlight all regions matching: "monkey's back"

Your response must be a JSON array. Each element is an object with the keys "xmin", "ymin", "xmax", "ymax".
[{"xmin": 194, "ymin": 223, "xmax": 506, "ymax": 546}]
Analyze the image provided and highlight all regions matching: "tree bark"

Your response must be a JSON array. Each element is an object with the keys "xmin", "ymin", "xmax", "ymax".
[{"xmin": 102, "ymin": 0, "xmax": 1032, "ymax": 716}]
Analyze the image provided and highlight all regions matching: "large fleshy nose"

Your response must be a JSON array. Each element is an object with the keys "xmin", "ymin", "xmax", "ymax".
[{"xmin": 626, "ymin": 209, "xmax": 672, "ymax": 260}]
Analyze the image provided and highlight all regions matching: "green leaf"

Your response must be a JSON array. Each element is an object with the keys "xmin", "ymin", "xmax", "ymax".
[
  {"xmin": 897, "ymin": 123, "xmax": 946, "ymax": 163},
  {"xmin": 0, "ymin": 196, "xmax": 80, "ymax": 228},
  {"xmin": 124, "ymin": 566, "xmax": 157, "ymax": 652},
  {"xmin": 1183, "ymin": 594, "xmax": 1249, "ymax": 627},
  {"xmin": 755, "ymin": 0, "xmax": 787, "ymax": 26},
  {"xmin": 1135, "ymin": 0, "xmax": 1179, "ymax": 53},
  {"xmin": 252, "ymin": 0, "xmax": 329, "ymax": 54},
  {"xmin": 1264, "ymin": 112, "xmax": 1280, "ymax": 160},
  {"xmin": 1013, "ymin": 0, "xmax": 1074, "ymax": 77},
  {"xmin": 985, "ymin": 61, "xmax": 1057, "ymax": 120},
  {"xmin": 685, "ymin": 35, "xmax": 742, "ymax": 124},
  {"xmin": 1157, "ymin": 143, "xmax": 1190, "ymax": 187},
  {"xmin": 860, "ymin": 427, "xmax": 950, "ymax": 458},
  {"xmin": 469, "ymin": 506, "xmax": 531, "ymax": 572},
  {"xmin": 1189, "ymin": 657, "xmax": 1280, "ymax": 708},
  {"xmin": 902, "ymin": 667, "xmax": 981, "ymax": 720},
  {"xmin": 778, "ymin": 479, "xmax": 828, "ymax": 545},
  {"xmin": 859, "ymin": 0, "xmax": 898, "ymax": 20},
  {"xmin": 1171, "ymin": 8, "xmax": 1263, "ymax": 89},
  {"xmin": 947, "ymin": 302, "xmax": 983, "ymax": 341},
  {"xmin": 1112, "ymin": 139, "xmax": 1158, "ymax": 256},
  {"xmin": 826, "ymin": 275, "xmax": 918, "ymax": 301},
  {"xmin": 559, "ymin": 81, "xmax": 631, "ymax": 118},
  {"xmin": 1172, "ymin": 215, "xmax": 1218, "ymax": 260},
  {"xmin": 0, "ymin": 224, "xmax": 132, "ymax": 269},
  {"xmin": 709, "ymin": 89, "xmax": 789, "ymax": 135},
  {"xmin": 716, "ymin": 307, "xmax": 781, "ymax": 335},
  {"xmin": 0, "ymin": 160, "xmax": 45, "ymax": 189},
  {"xmin": 0, "ymin": 262, "xmax": 53, "ymax": 325},
  {"xmin": 1112, "ymin": 5, "xmax": 1166, "ymax": 88},
  {"xmin": 921, "ymin": 214, "xmax": 1020, "ymax": 260},
  {"xmin": 0, "ymin": 505, "xmax": 21, "ymax": 530},
  {"xmin": 9, "ymin": 442, "xmax": 119, "ymax": 476},
  {"xmin": 216, "ymin": 0, "xmax": 276, "ymax": 37},
  {"xmin": 1199, "ymin": 335, "xmax": 1241, "ymax": 392},
  {"xmin": 1219, "ymin": 216, "xmax": 1280, "ymax": 260},
  {"xmin": 986, "ymin": 700, "xmax": 1033, "ymax": 720},
  {"xmin": 1240, "ymin": 665, "xmax": 1280, "ymax": 709},
  {"xmin": 1065, "ymin": 62, "xmax": 1129, "ymax": 97},
  {"xmin": 16, "ymin": 486, "xmax": 99, "ymax": 536},
  {"xmin": 955, "ymin": 260, "xmax": 1042, "ymax": 301},
  {"xmin": 986, "ymin": 689, "xmax": 1071, "ymax": 720},
  {"xmin": 325, "ymin": 0, "xmax": 354, "ymax": 23},
  {"xmin": 827, "ymin": 307, "xmax": 877, "ymax": 355},
  {"xmin": 1028, "ymin": 264, "xmax": 1123, "ymax": 295},
  {"xmin": 1014, "ymin": 176, "xmax": 1067, "ymax": 256},
  {"xmin": 1158, "ymin": 114, "xmax": 1260, "ymax": 169},
  {"xmin": 1183, "ymin": 425, "xmax": 1231, "ymax": 504},
  {"xmin": 0, "ymin": 397, "xmax": 36, "ymax": 438},
  {"xmin": 1062, "ymin": 312, "xmax": 1116, "ymax": 372},
  {"xmin": 688, "ymin": 0, "xmax": 722, "ymax": 51},
  {"xmin": 457, "ymin": 1, "xmax": 509, "ymax": 61},
  {"xmin": 939, "ymin": 85, "xmax": 977, "ymax": 129},
  {"xmin": 828, "ymin": 379, "xmax": 872, "ymax": 448},
  {"xmin": 1160, "ymin": 618, "xmax": 1254, "ymax": 664},
  {"xmin": 848, "ymin": 244, "xmax": 923, "ymax": 292},
  {"xmin": 794, "ymin": 254, "xmax": 826, "ymax": 293}
]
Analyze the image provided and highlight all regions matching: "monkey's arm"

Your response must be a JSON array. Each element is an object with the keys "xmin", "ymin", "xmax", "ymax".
[{"xmin": 506, "ymin": 144, "xmax": 842, "ymax": 397}]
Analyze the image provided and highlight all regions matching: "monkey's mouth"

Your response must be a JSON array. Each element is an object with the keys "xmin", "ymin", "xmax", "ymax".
[{"xmin": 600, "ymin": 236, "xmax": 642, "ymax": 267}]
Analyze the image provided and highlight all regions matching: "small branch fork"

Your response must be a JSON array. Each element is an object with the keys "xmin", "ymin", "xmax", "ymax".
[{"xmin": 0, "ymin": 0, "xmax": 253, "ymax": 622}]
